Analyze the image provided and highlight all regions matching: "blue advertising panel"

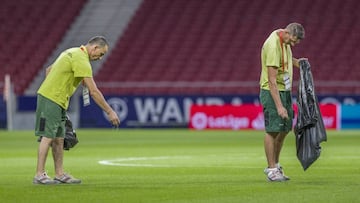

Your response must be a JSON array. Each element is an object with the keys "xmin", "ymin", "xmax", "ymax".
[
  {"xmin": 0, "ymin": 95, "xmax": 6, "ymax": 128},
  {"xmin": 317, "ymin": 95, "xmax": 360, "ymax": 105},
  {"xmin": 79, "ymin": 95, "xmax": 260, "ymax": 128},
  {"xmin": 14, "ymin": 94, "xmax": 360, "ymax": 129},
  {"xmin": 17, "ymin": 94, "xmax": 360, "ymax": 112},
  {"xmin": 341, "ymin": 105, "xmax": 360, "ymax": 129},
  {"xmin": 79, "ymin": 95, "xmax": 360, "ymax": 128},
  {"xmin": 17, "ymin": 96, "xmax": 37, "ymax": 111}
]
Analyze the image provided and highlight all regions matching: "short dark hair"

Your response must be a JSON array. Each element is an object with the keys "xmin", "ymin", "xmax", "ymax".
[
  {"xmin": 87, "ymin": 36, "xmax": 109, "ymax": 47},
  {"xmin": 286, "ymin": 23, "xmax": 305, "ymax": 40}
]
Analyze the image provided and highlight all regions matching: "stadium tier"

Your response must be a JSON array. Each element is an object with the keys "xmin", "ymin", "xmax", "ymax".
[
  {"xmin": 1, "ymin": 0, "xmax": 359, "ymax": 95},
  {"xmin": 0, "ymin": 0, "xmax": 87, "ymax": 95},
  {"xmin": 96, "ymin": 0, "xmax": 360, "ymax": 95}
]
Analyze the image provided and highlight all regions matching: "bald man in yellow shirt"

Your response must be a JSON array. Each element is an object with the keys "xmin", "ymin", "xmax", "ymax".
[{"xmin": 33, "ymin": 36, "xmax": 120, "ymax": 184}]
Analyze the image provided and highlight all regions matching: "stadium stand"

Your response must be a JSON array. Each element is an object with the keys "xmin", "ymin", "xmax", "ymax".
[
  {"xmin": 0, "ymin": 0, "xmax": 87, "ymax": 95},
  {"xmin": 96, "ymin": 0, "xmax": 360, "ymax": 95},
  {"xmin": 2, "ymin": 0, "xmax": 359, "ymax": 95},
  {"xmin": 24, "ymin": 0, "xmax": 142, "ymax": 95}
]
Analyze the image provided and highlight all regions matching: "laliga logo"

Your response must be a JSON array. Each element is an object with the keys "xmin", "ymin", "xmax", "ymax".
[
  {"xmin": 191, "ymin": 112, "xmax": 208, "ymax": 130},
  {"xmin": 191, "ymin": 111, "xmax": 265, "ymax": 130},
  {"xmin": 103, "ymin": 98, "xmax": 128, "ymax": 121}
]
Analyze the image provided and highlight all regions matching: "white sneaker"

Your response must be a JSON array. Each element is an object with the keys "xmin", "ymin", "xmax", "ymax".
[
  {"xmin": 54, "ymin": 173, "xmax": 81, "ymax": 184},
  {"xmin": 33, "ymin": 172, "xmax": 58, "ymax": 185},
  {"xmin": 278, "ymin": 166, "xmax": 290, "ymax": 180},
  {"xmin": 265, "ymin": 165, "xmax": 291, "ymax": 181},
  {"xmin": 264, "ymin": 168, "xmax": 287, "ymax": 182}
]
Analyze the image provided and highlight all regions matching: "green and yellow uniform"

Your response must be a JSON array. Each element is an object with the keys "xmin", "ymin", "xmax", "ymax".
[
  {"xmin": 260, "ymin": 30, "xmax": 293, "ymax": 91},
  {"xmin": 259, "ymin": 31, "xmax": 294, "ymax": 132},
  {"xmin": 35, "ymin": 46, "xmax": 92, "ymax": 138},
  {"xmin": 38, "ymin": 46, "xmax": 92, "ymax": 109}
]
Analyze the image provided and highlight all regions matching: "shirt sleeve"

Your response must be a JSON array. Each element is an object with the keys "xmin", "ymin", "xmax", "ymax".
[
  {"xmin": 72, "ymin": 54, "xmax": 93, "ymax": 78},
  {"xmin": 264, "ymin": 40, "xmax": 281, "ymax": 68}
]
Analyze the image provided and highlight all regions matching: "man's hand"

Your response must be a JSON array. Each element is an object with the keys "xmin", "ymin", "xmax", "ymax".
[
  {"xmin": 108, "ymin": 110, "xmax": 120, "ymax": 127},
  {"xmin": 293, "ymin": 57, "xmax": 308, "ymax": 68},
  {"xmin": 83, "ymin": 77, "xmax": 121, "ymax": 127},
  {"xmin": 277, "ymin": 106, "xmax": 289, "ymax": 120}
]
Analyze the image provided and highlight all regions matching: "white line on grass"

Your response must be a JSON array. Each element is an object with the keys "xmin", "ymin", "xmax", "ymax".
[
  {"xmin": 98, "ymin": 156, "xmax": 191, "ymax": 167},
  {"xmin": 98, "ymin": 155, "xmax": 261, "ymax": 168}
]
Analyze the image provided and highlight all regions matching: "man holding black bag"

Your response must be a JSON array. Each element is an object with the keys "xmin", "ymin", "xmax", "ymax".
[
  {"xmin": 259, "ymin": 23, "xmax": 306, "ymax": 181},
  {"xmin": 33, "ymin": 36, "xmax": 120, "ymax": 185}
]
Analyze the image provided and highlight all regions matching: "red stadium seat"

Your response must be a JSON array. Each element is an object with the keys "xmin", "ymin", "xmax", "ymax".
[
  {"xmin": 86, "ymin": 0, "xmax": 360, "ymax": 95},
  {"xmin": 0, "ymin": 0, "xmax": 87, "ymax": 95}
]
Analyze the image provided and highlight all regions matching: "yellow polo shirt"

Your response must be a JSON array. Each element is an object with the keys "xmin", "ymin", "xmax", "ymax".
[
  {"xmin": 260, "ymin": 30, "xmax": 293, "ymax": 91},
  {"xmin": 38, "ymin": 46, "xmax": 92, "ymax": 109}
]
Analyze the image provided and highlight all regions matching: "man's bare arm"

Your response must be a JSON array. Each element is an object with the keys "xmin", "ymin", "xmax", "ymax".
[
  {"xmin": 268, "ymin": 66, "xmax": 288, "ymax": 119},
  {"xmin": 83, "ymin": 77, "xmax": 120, "ymax": 126}
]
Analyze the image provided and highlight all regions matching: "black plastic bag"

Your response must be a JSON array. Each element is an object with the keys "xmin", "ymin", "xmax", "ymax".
[
  {"xmin": 63, "ymin": 115, "xmax": 78, "ymax": 150},
  {"xmin": 295, "ymin": 123, "xmax": 323, "ymax": 170},
  {"xmin": 294, "ymin": 60, "xmax": 327, "ymax": 170}
]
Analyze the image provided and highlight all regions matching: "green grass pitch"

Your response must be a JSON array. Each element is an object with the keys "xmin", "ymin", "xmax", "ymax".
[{"xmin": 0, "ymin": 129, "xmax": 359, "ymax": 203}]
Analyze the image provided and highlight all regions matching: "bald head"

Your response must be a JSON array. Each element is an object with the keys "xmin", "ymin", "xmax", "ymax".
[
  {"xmin": 86, "ymin": 36, "xmax": 109, "ymax": 61},
  {"xmin": 87, "ymin": 36, "xmax": 109, "ymax": 48}
]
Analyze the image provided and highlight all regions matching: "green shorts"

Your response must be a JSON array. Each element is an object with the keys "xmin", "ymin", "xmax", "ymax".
[
  {"xmin": 35, "ymin": 94, "xmax": 66, "ymax": 138},
  {"xmin": 260, "ymin": 89, "xmax": 294, "ymax": 133}
]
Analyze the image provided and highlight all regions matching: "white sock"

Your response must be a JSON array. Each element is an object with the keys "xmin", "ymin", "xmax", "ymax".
[{"xmin": 268, "ymin": 167, "xmax": 277, "ymax": 172}]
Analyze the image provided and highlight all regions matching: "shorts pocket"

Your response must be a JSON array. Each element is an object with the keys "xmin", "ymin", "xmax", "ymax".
[{"xmin": 39, "ymin": 117, "xmax": 46, "ymax": 132}]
